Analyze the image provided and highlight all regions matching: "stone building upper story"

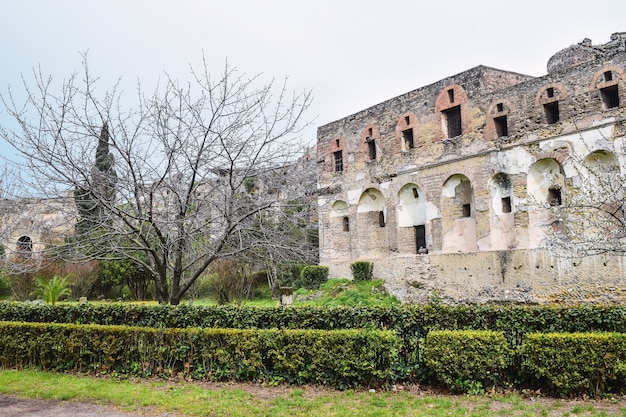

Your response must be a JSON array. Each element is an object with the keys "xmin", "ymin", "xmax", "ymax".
[{"xmin": 318, "ymin": 33, "xmax": 626, "ymax": 186}]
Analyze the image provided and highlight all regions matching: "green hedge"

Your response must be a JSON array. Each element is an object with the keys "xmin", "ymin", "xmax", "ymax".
[
  {"xmin": 0, "ymin": 321, "xmax": 400, "ymax": 389},
  {"xmin": 423, "ymin": 330, "xmax": 513, "ymax": 393},
  {"xmin": 350, "ymin": 261, "xmax": 374, "ymax": 281},
  {"xmin": 520, "ymin": 332, "xmax": 626, "ymax": 396},
  {"xmin": 299, "ymin": 266, "xmax": 329, "ymax": 290}
]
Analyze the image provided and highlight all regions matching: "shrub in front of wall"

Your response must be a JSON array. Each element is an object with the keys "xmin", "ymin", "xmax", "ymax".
[
  {"xmin": 423, "ymin": 330, "xmax": 513, "ymax": 393},
  {"xmin": 519, "ymin": 332, "xmax": 626, "ymax": 397},
  {"xmin": 0, "ymin": 321, "xmax": 401, "ymax": 389},
  {"xmin": 350, "ymin": 261, "xmax": 374, "ymax": 282},
  {"xmin": 298, "ymin": 266, "xmax": 329, "ymax": 290}
]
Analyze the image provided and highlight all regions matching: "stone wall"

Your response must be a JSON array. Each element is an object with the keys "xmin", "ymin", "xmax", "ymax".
[{"xmin": 317, "ymin": 33, "xmax": 626, "ymax": 304}]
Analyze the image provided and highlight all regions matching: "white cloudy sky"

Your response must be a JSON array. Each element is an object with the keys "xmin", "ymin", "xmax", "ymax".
[{"xmin": 1, "ymin": 0, "xmax": 625, "ymax": 165}]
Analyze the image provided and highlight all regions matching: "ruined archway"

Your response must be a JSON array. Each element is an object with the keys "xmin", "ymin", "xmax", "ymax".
[
  {"xmin": 356, "ymin": 188, "xmax": 388, "ymax": 256},
  {"xmin": 441, "ymin": 175, "xmax": 477, "ymax": 252}
]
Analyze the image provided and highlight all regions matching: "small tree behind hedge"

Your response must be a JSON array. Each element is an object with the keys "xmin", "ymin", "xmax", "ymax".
[
  {"xmin": 299, "ymin": 266, "xmax": 329, "ymax": 290},
  {"xmin": 350, "ymin": 261, "xmax": 373, "ymax": 281}
]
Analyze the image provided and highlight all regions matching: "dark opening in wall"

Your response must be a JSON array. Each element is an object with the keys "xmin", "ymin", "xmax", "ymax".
[
  {"xmin": 496, "ymin": 103, "xmax": 504, "ymax": 112},
  {"xmin": 501, "ymin": 197, "xmax": 512, "ymax": 213},
  {"xmin": 378, "ymin": 211, "xmax": 386, "ymax": 227},
  {"xmin": 368, "ymin": 127, "xmax": 373, "ymax": 136},
  {"xmin": 462, "ymin": 203, "xmax": 471, "ymax": 218},
  {"xmin": 444, "ymin": 105, "xmax": 462, "ymax": 138},
  {"xmin": 402, "ymin": 128, "xmax": 414, "ymax": 149},
  {"xmin": 547, "ymin": 87, "xmax": 555, "ymax": 98},
  {"xmin": 342, "ymin": 216, "xmax": 350, "ymax": 232},
  {"xmin": 335, "ymin": 139, "xmax": 340, "ymax": 147},
  {"xmin": 367, "ymin": 139, "xmax": 377, "ymax": 160},
  {"xmin": 544, "ymin": 101, "xmax": 560, "ymax": 124},
  {"xmin": 447, "ymin": 89, "xmax": 455, "ymax": 103},
  {"xmin": 333, "ymin": 150, "xmax": 343, "ymax": 172},
  {"xmin": 548, "ymin": 186, "xmax": 562, "ymax": 206},
  {"xmin": 414, "ymin": 225, "xmax": 427, "ymax": 253},
  {"xmin": 412, "ymin": 188, "xmax": 419, "ymax": 198},
  {"xmin": 494, "ymin": 115, "xmax": 509, "ymax": 137},
  {"xmin": 17, "ymin": 236, "xmax": 32, "ymax": 252},
  {"xmin": 404, "ymin": 116, "xmax": 410, "ymax": 125},
  {"xmin": 604, "ymin": 71, "xmax": 613, "ymax": 81},
  {"xmin": 601, "ymin": 85, "xmax": 620, "ymax": 109}
]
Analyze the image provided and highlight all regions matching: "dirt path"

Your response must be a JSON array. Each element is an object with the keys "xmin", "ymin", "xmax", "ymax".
[{"xmin": 0, "ymin": 395, "xmax": 172, "ymax": 417}]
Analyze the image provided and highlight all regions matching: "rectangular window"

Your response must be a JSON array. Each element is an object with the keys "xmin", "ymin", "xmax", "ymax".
[
  {"xmin": 445, "ymin": 105, "xmax": 462, "ymax": 138},
  {"xmin": 544, "ymin": 102, "xmax": 560, "ymax": 124},
  {"xmin": 601, "ymin": 85, "xmax": 619, "ymax": 109},
  {"xmin": 604, "ymin": 71, "xmax": 613, "ymax": 81},
  {"xmin": 548, "ymin": 186, "xmax": 562, "ymax": 207},
  {"xmin": 547, "ymin": 87, "xmax": 555, "ymax": 98},
  {"xmin": 367, "ymin": 139, "xmax": 377, "ymax": 160},
  {"xmin": 378, "ymin": 211, "xmax": 386, "ymax": 227},
  {"xmin": 501, "ymin": 197, "xmax": 512, "ymax": 213},
  {"xmin": 462, "ymin": 203, "xmax": 471, "ymax": 218},
  {"xmin": 412, "ymin": 188, "xmax": 419, "ymax": 199},
  {"xmin": 448, "ymin": 89, "xmax": 455, "ymax": 103},
  {"xmin": 402, "ymin": 128, "xmax": 414, "ymax": 150},
  {"xmin": 333, "ymin": 150, "xmax": 343, "ymax": 172},
  {"xmin": 496, "ymin": 103, "xmax": 504, "ymax": 112},
  {"xmin": 494, "ymin": 115, "xmax": 508, "ymax": 137}
]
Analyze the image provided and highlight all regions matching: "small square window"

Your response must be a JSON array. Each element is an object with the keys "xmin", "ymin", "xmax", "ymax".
[
  {"xmin": 604, "ymin": 71, "xmax": 613, "ymax": 82},
  {"xmin": 496, "ymin": 103, "xmax": 504, "ymax": 112},
  {"xmin": 547, "ymin": 87, "xmax": 555, "ymax": 98},
  {"xmin": 462, "ymin": 204, "xmax": 471, "ymax": 218},
  {"xmin": 601, "ymin": 85, "xmax": 619, "ymax": 109},
  {"xmin": 494, "ymin": 115, "xmax": 508, "ymax": 138},
  {"xmin": 501, "ymin": 197, "xmax": 512, "ymax": 213},
  {"xmin": 544, "ymin": 102, "xmax": 560, "ymax": 124},
  {"xmin": 548, "ymin": 186, "xmax": 562, "ymax": 206}
]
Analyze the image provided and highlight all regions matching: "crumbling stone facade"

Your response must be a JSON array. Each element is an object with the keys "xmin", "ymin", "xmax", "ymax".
[{"xmin": 317, "ymin": 33, "xmax": 626, "ymax": 304}]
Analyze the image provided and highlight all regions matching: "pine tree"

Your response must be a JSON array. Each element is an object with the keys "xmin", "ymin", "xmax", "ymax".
[{"xmin": 74, "ymin": 124, "xmax": 117, "ymax": 235}]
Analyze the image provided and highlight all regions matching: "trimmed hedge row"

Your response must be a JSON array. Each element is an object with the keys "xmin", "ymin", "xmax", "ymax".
[
  {"xmin": 424, "ymin": 330, "xmax": 626, "ymax": 397},
  {"xmin": 423, "ymin": 330, "xmax": 512, "ymax": 393},
  {"xmin": 4, "ymin": 303, "xmax": 626, "ymax": 337},
  {"xmin": 0, "ymin": 321, "xmax": 400, "ymax": 389}
]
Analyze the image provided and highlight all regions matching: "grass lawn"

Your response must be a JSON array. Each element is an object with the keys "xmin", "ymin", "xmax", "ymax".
[{"xmin": 1, "ymin": 370, "xmax": 626, "ymax": 417}]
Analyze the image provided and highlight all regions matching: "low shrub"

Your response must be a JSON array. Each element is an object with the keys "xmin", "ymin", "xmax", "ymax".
[
  {"xmin": 299, "ymin": 266, "xmax": 329, "ymax": 290},
  {"xmin": 350, "ymin": 261, "xmax": 373, "ymax": 281},
  {"xmin": 0, "ymin": 321, "xmax": 401, "ymax": 389},
  {"xmin": 520, "ymin": 332, "xmax": 626, "ymax": 397},
  {"xmin": 423, "ymin": 330, "xmax": 513, "ymax": 393}
]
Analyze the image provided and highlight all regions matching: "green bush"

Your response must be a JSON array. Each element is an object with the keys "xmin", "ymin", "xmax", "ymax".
[
  {"xmin": 423, "ymin": 330, "xmax": 513, "ymax": 393},
  {"xmin": 520, "ymin": 332, "xmax": 626, "ymax": 397},
  {"xmin": 350, "ymin": 261, "xmax": 374, "ymax": 281},
  {"xmin": 299, "ymin": 266, "xmax": 329, "ymax": 290},
  {"xmin": 0, "ymin": 321, "xmax": 401, "ymax": 389}
]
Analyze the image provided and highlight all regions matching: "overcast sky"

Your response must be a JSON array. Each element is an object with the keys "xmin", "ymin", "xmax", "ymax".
[{"xmin": 1, "ymin": 0, "xmax": 626, "ymax": 166}]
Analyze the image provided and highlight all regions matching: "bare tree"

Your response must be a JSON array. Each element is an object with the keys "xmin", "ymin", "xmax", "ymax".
[
  {"xmin": 0, "ymin": 56, "xmax": 313, "ymax": 304},
  {"xmin": 539, "ymin": 131, "xmax": 626, "ymax": 258}
]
